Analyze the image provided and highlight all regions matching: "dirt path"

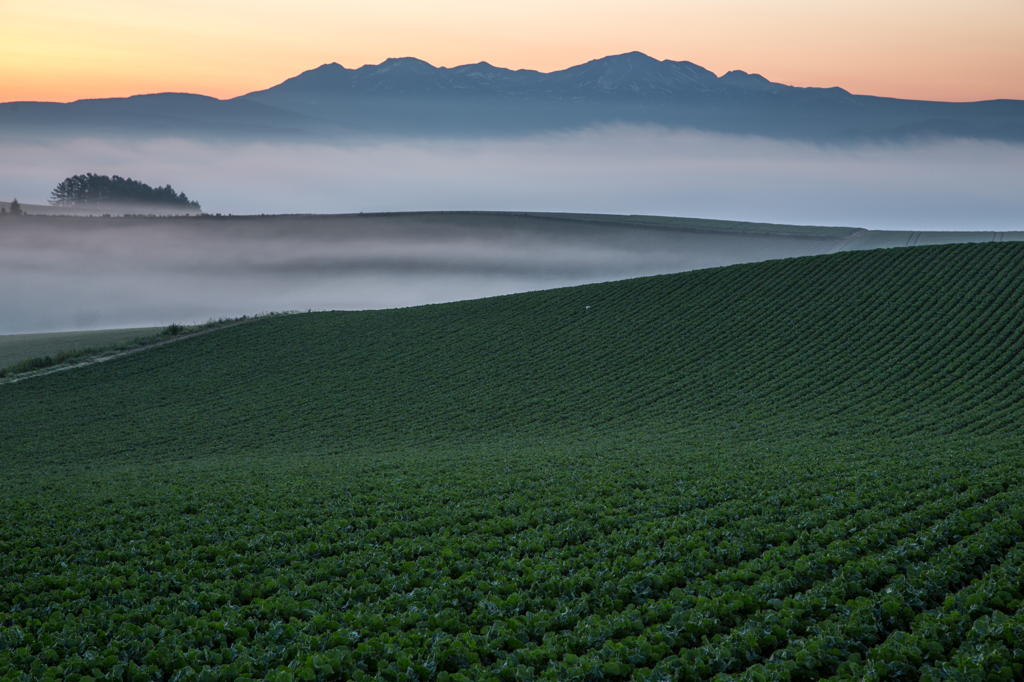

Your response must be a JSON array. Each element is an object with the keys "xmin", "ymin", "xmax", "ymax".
[{"xmin": 0, "ymin": 318, "xmax": 258, "ymax": 386}]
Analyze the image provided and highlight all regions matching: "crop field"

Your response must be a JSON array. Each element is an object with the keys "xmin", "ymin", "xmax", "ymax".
[
  {"xmin": 0, "ymin": 328, "xmax": 161, "ymax": 370},
  {"xmin": 2, "ymin": 241, "xmax": 1023, "ymax": 680}
]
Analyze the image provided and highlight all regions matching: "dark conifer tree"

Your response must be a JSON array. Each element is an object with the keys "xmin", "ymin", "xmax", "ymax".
[{"xmin": 49, "ymin": 174, "xmax": 200, "ymax": 209}]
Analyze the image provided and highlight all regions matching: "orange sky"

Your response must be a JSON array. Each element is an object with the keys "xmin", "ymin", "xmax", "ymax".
[{"xmin": 2, "ymin": 0, "xmax": 1023, "ymax": 104}]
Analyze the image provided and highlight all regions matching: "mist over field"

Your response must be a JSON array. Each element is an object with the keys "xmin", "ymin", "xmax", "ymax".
[
  {"xmin": 1, "ymin": 126, "xmax": 1022, "ymax": 334},
  {"xmin": 0, "ymin": 212, "xmax": 854, "ymax": 334},
  {"xmin": 3, "ymin": 126, "xmax": 1022, "ymax": 230}
]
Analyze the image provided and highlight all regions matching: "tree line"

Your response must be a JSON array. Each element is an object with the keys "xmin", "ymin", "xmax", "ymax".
[{"xmin": 48, "ymin": 173, "xmax": 201, "ymax": 209}]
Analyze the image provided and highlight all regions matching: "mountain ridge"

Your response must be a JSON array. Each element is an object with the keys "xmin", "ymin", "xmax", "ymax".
[
  {"xmin": 2, "ymin": 51, "xmax": 1022, "ymax": 142},
  {"xmin": 236, "ymin": 53, "xmax": 1024, "ymax": 140},
  {"xmin": 240, "ymin": 51, "xmax": 848, "ymax": 101}
]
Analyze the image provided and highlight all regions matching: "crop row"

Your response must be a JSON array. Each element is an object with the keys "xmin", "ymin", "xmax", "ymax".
[{"xmin": 2, "ymin": 441, "xmax": 1021, "ymax": 680}]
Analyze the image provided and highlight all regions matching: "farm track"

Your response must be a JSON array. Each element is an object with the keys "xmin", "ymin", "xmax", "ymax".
[{"xmin": 0, "ymin": 318, "xmax": 261, "ymax": 386}]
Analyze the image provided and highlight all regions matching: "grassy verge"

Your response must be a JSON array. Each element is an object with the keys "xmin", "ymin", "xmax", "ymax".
[{"xmin": 0, "ymin": 315, "xmax": 278, "ymax": 380}]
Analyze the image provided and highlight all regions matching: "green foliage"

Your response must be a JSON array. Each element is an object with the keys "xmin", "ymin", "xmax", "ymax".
[{"xmin": 2, "ymin": 242, "xmax": 1024, "ymax": 680}]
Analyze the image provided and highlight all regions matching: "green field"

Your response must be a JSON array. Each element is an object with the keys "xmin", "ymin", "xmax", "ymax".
[
  {"xmin": 2, "ymin": 242, "xmax": 1023, "ymax": 681},
  {"xmin": 0, "ymin": 328, "xmax": 161, "ymax": 371}
]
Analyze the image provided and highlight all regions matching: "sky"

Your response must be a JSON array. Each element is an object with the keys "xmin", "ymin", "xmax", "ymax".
[{"xmin": 1, "ymin": 0, "xmax": 1023, "ymax": 104}]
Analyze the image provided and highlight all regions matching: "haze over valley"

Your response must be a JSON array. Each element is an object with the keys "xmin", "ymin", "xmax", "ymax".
[
  {"xmin": 1, "ymin": 210, "xmax": 1021, "ymax": 336},
  {"xmin": 3, "ymin": 125, "xmax": 1023, "ymax": 223}
]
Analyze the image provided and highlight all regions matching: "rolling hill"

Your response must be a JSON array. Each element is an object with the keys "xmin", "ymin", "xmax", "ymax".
[
  {"xmin": 1, "ymin": 242, "xmax": 1023, "ymax": 680},
  {"xmin": 0, "ymin": 93, "xmax": 340, "ymax": 141}
]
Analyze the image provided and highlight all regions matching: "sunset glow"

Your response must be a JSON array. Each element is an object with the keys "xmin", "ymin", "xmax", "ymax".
[{"xmin": 2, "ymin": 0, "xmax": 1022, "ymax": 104}]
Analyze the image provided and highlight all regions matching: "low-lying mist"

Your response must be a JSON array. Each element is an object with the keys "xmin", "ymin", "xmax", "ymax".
[
  {"xmin": 0, "ymin": 213, "xmax": 850, "ymax": 334},
  {"xmin": 3, "ymin": 126, "xmax": 1022, "ymax": 230},
  {"xmin": 1, "ymin": 126, "xmax": 1021, "ymax": 335}
]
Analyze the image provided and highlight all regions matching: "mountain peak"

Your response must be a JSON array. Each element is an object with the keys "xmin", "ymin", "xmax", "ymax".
[
  {"xmin": 595, "ymin": 51, "xmax": 660, "ymax": 62},
  {"xmin": 547, "ymin": 51, "xmax": 721, "ymax": 97},
  {"xmin": 719, "ymin": 70, "xmax": 782, "ymax": 92},
  {"xmin": 377, "ymin": 57, "xmax": 435, "ymax": 68}
]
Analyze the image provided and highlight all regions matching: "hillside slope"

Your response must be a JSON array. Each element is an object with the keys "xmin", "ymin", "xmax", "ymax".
[
  {"xmin": 3, "ymin": 241, "xmax": 1022, "ymax": 456},
  {"xmin": 2, "ymin": 242, "xmax": 1023, "ymax": 680}
]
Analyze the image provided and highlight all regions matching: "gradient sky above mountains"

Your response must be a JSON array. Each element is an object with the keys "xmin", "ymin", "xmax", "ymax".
[{"xmin": 2, "ymin": 0, "xmax": 1022, "ymax": 104}]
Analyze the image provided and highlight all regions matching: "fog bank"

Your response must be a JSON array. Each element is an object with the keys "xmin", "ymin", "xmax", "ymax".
[
  {"xmin": 2, "ymin": 127, "xmax": 1022, "ymax": 231},
  {"xmin": 0, "ymin": 213, "xmax": 857, "ymax": 334},
  {"xmin": 1, "ymin": 127, "xmax": 1021, "ymax": 335}
]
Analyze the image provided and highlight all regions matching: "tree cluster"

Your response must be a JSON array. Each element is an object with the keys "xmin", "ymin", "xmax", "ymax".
[
  {"xmin": 0, "ymin": 199, "xmax": 24, "ymax": 217},
  {"xmin": 49, "ymin": 173, "xmax": 201, "ymax": 209}
]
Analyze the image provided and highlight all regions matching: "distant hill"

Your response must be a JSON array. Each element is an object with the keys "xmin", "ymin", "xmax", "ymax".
[
  {"xmin": 2, "ymin": 52, "xmax": 1022, "ymax": 142},
  {"xmin": 0, "ymin": 92, "xmax": 342, "ymax": 141}
]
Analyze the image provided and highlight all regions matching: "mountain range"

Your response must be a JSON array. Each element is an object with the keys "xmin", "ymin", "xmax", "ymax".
[{"xmin": 2, "ymin": 52, "xmax": 1022, "ymax": 142}]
